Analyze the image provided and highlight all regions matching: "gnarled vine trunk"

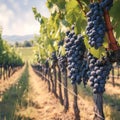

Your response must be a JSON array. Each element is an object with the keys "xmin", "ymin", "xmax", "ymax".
[
  {"xmin": 53, "ymin": 66, "xmax": 58, "ymax": 98},
  {"xmin": 47, "ymin": 68, "xmax": 51, "ymax": 92},
  {"xmin": 57, "ymin": 65, "xmax": 63, "ymax": 105},
  {"xmin": 93, "ymin": 94, "xmax": 104, "ymax": 120},
  {"xmin": 117, "ymin": 65, "xmax": 119, "ymax": 79},
  {"xmin": 63, "ymin": 70, "xmax": 69, "ymax": 112},
  {"xmin": 112, "ymin": 66, "xmax": 115, "ymax": 87},
  {"xmin": 0, "ymin": 67, "xmax": 2, "ymax": 79},
  {"xmin": 49, "ymin": 68, "xmax": 54, "ymax": 93},
  {"xmin": 72, "ymin": 83, "xmax": 80, "ymax": 120},
  {"xmin": 8, "ymin": 67, "xmax": 11, "ymax": 78}
]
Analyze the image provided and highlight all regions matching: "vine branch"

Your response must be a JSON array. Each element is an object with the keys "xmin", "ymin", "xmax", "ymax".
[
  {"xmin": 98, "ymin": 0, "xmax": 120, "ymax": 51},
  {"xmin": 90, "ymin": 0, "xmax": 94, "ymax": 3},
  {"xmin": 104, "ymin": 10, "xmax": 119, "ymax": 50},
  {"xmin": 76, "ymin": 0, "xmax": 86, "ymax": 15}
]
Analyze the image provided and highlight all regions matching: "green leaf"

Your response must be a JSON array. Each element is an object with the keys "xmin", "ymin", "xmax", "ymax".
[
  {"xmin": 66, "ymin": 9, "xmax": 79, "ymax": 25},
  {"xmin": 103, "ymin": 33, "xmax": 108, "ymax": 48},
  {"xmin": 74, "ymin": 15, "xmax": 86, "ymax": 35},
  {"xmin": 66, "ymin": 0, "xmax": 80, "ymax": 25},
  {"xmin": 66, "ymin": 0, "xmax": 79, "ymax": 11},
  {"xmin": 90, "ymin": 47, "xmax": 106, "ymax": 58},
  {"xmin": 110, "ymin": 1, "xmax": 120, "ymax": 39},
  {"xmin": 53, "ymin": 41, "xmax": 58, "ymax": 51},
  {"xmin": 84, "ymin": 36, "xmax": 106, "ymax": 58},
  {"xmin": 59, "ymin": 46, "xmax": 65, "ymax": 56}
]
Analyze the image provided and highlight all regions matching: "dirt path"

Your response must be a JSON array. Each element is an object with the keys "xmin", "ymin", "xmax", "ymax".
[
  {"xmin": 16, "ymin": 66, "xmax": 76, "ymax": 120},
  {"xmin": 17, "ymin": 65, "xmax": 120, "ymax": 120}
]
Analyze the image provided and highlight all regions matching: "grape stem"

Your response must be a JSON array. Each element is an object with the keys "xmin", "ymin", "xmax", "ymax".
[
  {"xmin": 99, "ymin": 0, "xmax": 120, "ymax": 51},
  {"xmin": 90, "ymin": 0, "xmax": 94, "ymax": 3},
  {"xmin": 104, "ymin": 10, "xmax": 120, "ymax": 50}
]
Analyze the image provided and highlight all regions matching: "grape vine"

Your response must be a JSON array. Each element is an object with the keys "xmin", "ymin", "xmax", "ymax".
[
  {"xmin": 86, "ymin": 2, "xmax": 106, "ymax": 49},
  {"xmin": 65, "ymin": 26, "xmax": 86, "ymax": 84},
  {"xmin": 32, "ymin": 0, "xmax": 120, "ymax": 119}
]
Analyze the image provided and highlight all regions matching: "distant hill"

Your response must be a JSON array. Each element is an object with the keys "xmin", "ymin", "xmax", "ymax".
[{"xmin": 2, "ymin": 34, "xmax": 34, "ymax": 44}]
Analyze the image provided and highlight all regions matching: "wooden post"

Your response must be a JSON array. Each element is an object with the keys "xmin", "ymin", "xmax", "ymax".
[
  {"xmin": 49, "ymin": 68, "xmax": 54, "ymax": 94},
  {"xmin": 112, "ymin": 66, "xmax": 115, "ymax": 87},
  {"xmin": 57, "ymin": 65, "xmax": 63, "ymax": 105},
  {"xmin": 53, "ymin": 66, "xmax": 58, "ymax": 97},
  {"xmin": 47, "ymin": 68, "xmax": 51, "ymax": 92},
  {"xmin": 93, "ymin": 94, "xmax": 104, "ymax": 120},
  {"xmin": 117, "ymin": 65, "xmax": 119, "ymax": 79},
  {"xmin": 0, "ymin": 66, "xmax": 2, "ymax": 79},
  {"xmin": 63, "ymin": 70, "xmax": 69, "ymax": 112},
  {"xmin": 72, "ymin": 83, "xmax": 80, "ymax": 120}
]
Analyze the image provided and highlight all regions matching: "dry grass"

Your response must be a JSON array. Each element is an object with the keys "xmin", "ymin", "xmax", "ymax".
[
  {"xmin": 106, "ymin": 79, "xmax": 120, "ymax": 98},
  {"xmin": 0, "ymin": 66, "xmax": 25, "ymax": 101},
  {"xmin": 16, "ymin": 66, "xmax": 74, "ymax": 120},
  {"xmin": 16, "ymin": 66, "xmax": 96, "ymax": 120},
  {"xmin": 15, "ymin": 66, "xmax": 120, "ymax": 120}
]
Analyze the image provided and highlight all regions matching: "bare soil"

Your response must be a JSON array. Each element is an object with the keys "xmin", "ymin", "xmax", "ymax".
[
  {"xmin": 15, "ymin": 65, "xmax": 120, "ymax": 120},
  {"xmin": 16, "ymin": 66, "xmax": 94, "ymax": 120}
]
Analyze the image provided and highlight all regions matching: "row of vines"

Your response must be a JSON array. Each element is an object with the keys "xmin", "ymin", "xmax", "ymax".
[
  {"xmin": 32, "ymin": 0, "xmax": 120, "ymax": 120},
  {"xmin": 0, "ymin": 30, "xmax": 24, "ymax": 80},
  {"xmin": 32, "ymin": 56, "xmax": 120, "ymax": 120}
]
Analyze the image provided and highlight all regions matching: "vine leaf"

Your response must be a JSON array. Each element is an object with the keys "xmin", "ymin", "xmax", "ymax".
[
  {"xmin": 59, "ymin": 46, "xmax": 65, "ymax": 56},
  {"xmin": 74, "ymin": 15, "xmax": 86, "ymax": 35},
  {"xmin": 84, "ymin": 36, "xmax": 106, "ymax": 58}
]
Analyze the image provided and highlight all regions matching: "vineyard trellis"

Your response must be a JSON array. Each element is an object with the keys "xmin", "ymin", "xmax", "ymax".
[
  {"xmin": 32, "ymin": 62, "xmax": 120, "ymax": 120},
  {"xmin": 31, "ymin": 0, "xmax": 120, "ymax": 120},
  {"xmin": 0, "ymin": 31, "xmax": 24, "ymax": 80}
]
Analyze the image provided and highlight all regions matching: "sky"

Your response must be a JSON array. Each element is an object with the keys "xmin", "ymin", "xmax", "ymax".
[{"xmin": 0, "ymin": 0, "xmax": 50, "ymax": 35}]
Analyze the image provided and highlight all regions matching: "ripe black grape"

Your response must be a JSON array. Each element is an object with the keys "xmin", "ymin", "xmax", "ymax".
[
  {"xmin": 58, "ymin": 55, "xmax": 67, "ymax": 73},
  {"xmin": 87, "ymin": 52, "xmax": 112, "ymax": 94},
  {"xmin": 81, "ymin": 59, "xmax": 90, "ymax": 87},
  {"xmin": 57, "ymin": 40, "xmax": 67, "ymax": 72},
  {"xmin": 65, "ymin": 26, "xmax": 87, "ymax": 84},
  {"xmin": 100, "ymin": 0, "xmax": 113, "ymax": 11},
  {"xmin": 86, "ymin": 2, "xmax": 106, "ymax": 49}
]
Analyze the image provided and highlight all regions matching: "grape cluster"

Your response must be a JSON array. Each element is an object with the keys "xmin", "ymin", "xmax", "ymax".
[
  {"xmin": 51, "ymin": 52, "xmax": 57, "ymax": 62},
  {"xmin": 86, "ymin": 2, "xmax": 106, "ymax": 49},
  {"xmin": 100, "ymin": 0, "xmax": 113, "ymax": 11},
  {"xmin": 65, "ymin": 27, "xmax": 86, "ymax": 84},
  {"xmin": 81, "ymin": 59, "xmax": 90, "ymax": 87},
  {"xmin": 57, "ymin": 40, "xmax": 67, "ymax": 73},
  {"xmin": 88, "ymin": 52, "xmax": 112, "ymax": 93},
  {"xmin": 58, "ymin": 55, "xmax": 67, "ymax": 73},
  {"xmin": 45, "ymin": 60, "xmax": 49, "ymax": 68}
]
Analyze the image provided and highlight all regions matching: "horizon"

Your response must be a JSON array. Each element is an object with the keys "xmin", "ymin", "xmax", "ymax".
[{"xmin": 2, "ymin": 33, "xmax": 39, "ymax": 36}]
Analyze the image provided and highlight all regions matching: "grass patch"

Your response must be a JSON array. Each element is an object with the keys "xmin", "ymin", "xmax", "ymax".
[
  {"xmin": 16, "ymin": 47, "xmax": 34, "ymax": 62},
  {"xmin": 0, "ymin": 64, "xmax": 29, "ymax": 120},
  {"xmin": 61, "ymin": 75, "xmax": 120, "ymax": 119},
  {"xmin": 69, "ymin": 82, "xmax": 120, "ymax": 119}
]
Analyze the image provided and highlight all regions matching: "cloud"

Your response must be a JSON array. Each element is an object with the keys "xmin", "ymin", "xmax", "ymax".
[
  {"xmin": 35, "ymin": 0, "xmax": 50, "ymax": 17},
  {"xmin": 24, "ymin": 0, "xmax": 28, "ymax": 6},
  {"xmin": 0, "ymin": 0, "xmax": 49, "ymax": 35},
  {"xmin": 7, "ymin": 0, "xmax": 22, "ymax": 14},
  {"xmin": 11, "ymin": 11, "xmax": 40, "ymax": 35},
  {"xmin": 0, "ymin": 2, "xmax": 39, "ymax": 35},
  {"xmin": 0, "ymin": 3, "xmax": 15, "ymax": 34}
]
